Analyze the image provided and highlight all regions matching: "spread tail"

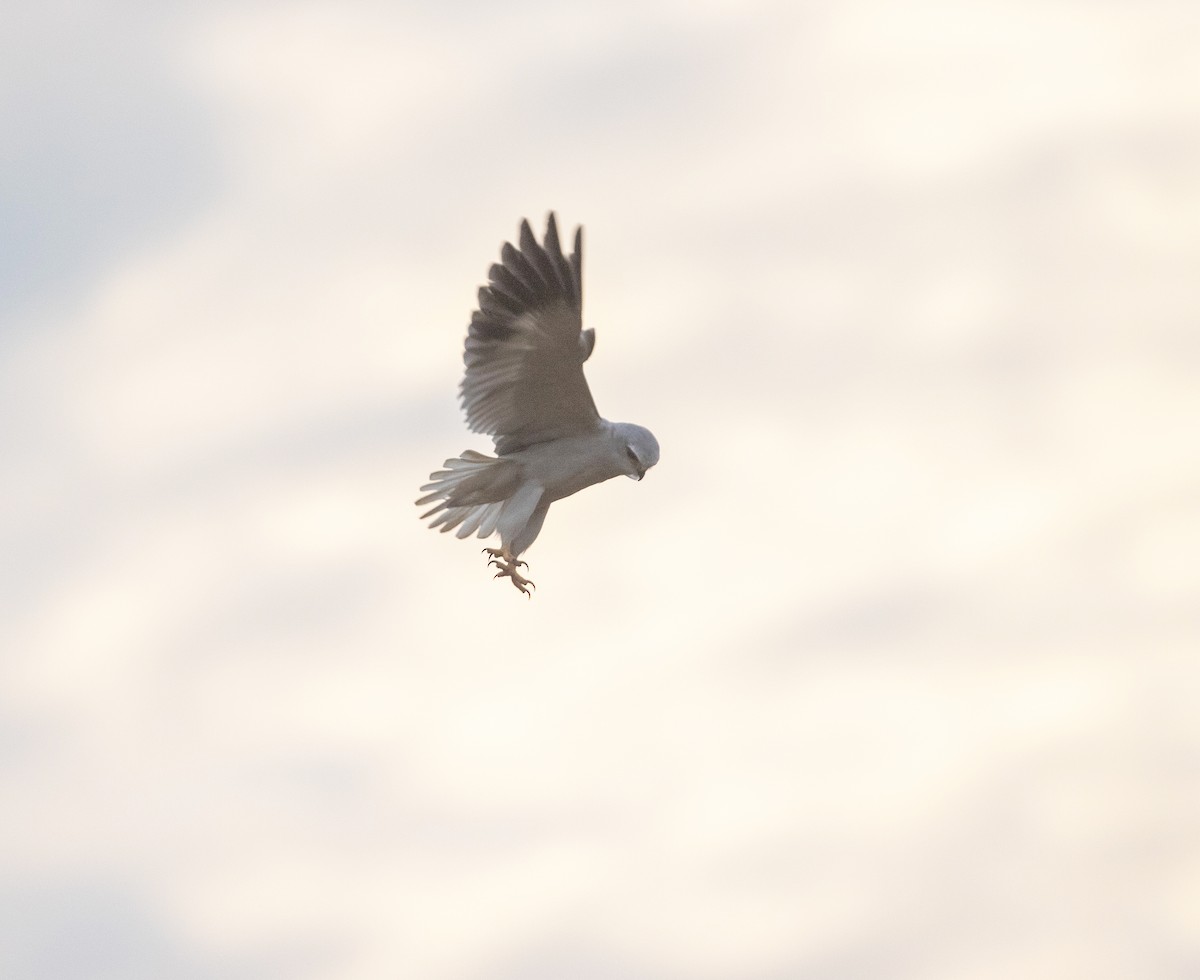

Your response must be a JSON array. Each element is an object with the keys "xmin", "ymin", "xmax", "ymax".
[{"xmin": 416, "ymin": 450, "xmax": 520, "ymax": 539}]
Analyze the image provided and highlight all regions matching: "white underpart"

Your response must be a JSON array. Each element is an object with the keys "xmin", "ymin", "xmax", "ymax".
[
  {"xmin": 455, "ymin": 502, "xmax": 498, "ymax": 539},
  {"xmin": 417, "ymin": 450, "xmax": 546, "ymax": 546},
  {"xmin": 418, "ymin": 452, "xmax": 506, "ymax": 538},
  {"xmin": 494, "ymin": 481, "xmax": 543, "ymax": 549}
]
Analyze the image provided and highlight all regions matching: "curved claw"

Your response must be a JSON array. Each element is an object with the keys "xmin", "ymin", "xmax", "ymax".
[
  {"xmin": 483, "ymin": 547, "xmax": 525, "ymax": 567},
  {"xmin": 493, "ymin": 571, "xmax": 534, "ymax": 597},
  {"xmin": 484, "ymin": 546, "xmax": 536, "ymax": 597}
]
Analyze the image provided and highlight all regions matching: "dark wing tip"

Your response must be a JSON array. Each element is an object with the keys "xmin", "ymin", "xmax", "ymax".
[
  {"xmin": 517, "ymin": 214, "xmax": 561, "ymax": 293},
  {"xmin": 518, "ymin": 218, "xmax": 538, "ymax": 255},
  {"xmin": 486, "ymin": 214, "xmax": 584, "ymax": 310},
  {"xmin": 543, "ymin": 212, "xmax": 561, "ymax": 256},
  {"xmin": 570, "ymin": 225, "xmax": 583, "ymax": 306},
  {"xmin": 499, "ymin": 241, "xmax": 542, "ymax": 295}
]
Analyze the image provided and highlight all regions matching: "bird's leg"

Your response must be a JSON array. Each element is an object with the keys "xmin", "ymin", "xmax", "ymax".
[
  {"xmin": 482, "ymin": 546, "xmax": 526, "ymax": 568},
  {"xmin": 482, "ymin": 547, "xmax": 535, "ymax": 597}
]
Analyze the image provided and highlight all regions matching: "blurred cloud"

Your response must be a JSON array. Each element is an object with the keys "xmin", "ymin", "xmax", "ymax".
[
  {"xmin": 0, "ymin": 3, "xmax": 221, "ymax": 322},
  {"xmin": 3, "ymin": 1, "xmax": 1199, "ymax": 978}
]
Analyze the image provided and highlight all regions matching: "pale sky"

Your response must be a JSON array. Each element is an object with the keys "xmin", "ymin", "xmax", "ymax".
[{"xmin": 3, "ymin": 2, "xmax": 1199, "ymax": 978}]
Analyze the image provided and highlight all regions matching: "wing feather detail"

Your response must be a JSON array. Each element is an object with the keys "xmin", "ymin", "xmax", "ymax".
[{"xmin": 460, "ymin": 214, "xmax": 599, "ymax": 455}]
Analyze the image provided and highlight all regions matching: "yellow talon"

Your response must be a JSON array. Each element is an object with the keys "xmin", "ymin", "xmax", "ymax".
[{"xmin": 483, "ymin": 547, "xmax": 535, "ymax": 596}]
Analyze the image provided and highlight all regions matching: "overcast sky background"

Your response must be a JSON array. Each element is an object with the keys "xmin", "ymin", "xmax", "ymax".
[{"xmin": 3, "ymin": 2, "xmax": 1199, "ymax": 978}]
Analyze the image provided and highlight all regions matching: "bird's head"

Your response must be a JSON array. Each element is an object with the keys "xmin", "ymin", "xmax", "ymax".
[{"xmin": 612, "ymin": 422, "xmax": 660, "ymax": 481}]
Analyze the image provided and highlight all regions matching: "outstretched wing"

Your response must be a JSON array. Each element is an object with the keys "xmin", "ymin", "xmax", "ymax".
[{"xmin": 460, "ymin": 214, "xmax": 600, "ymax": 455}]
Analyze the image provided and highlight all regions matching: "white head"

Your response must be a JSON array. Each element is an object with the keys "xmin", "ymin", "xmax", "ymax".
[{"xmin": 612, "ymin": 422, "xmax": 660, "ymax": 481}]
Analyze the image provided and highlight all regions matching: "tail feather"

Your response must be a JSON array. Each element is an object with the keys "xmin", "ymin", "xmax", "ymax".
[
  {"xmin": 417, "ymin": 451, "xmax": 520, "ymax": 539},
  {"xmin": 478, "ymin": 502, "xmax": 502, "ymax": 538},
  {"xmin": 455, "ymin": 502, "xmax": 499, "ymax": 538}
]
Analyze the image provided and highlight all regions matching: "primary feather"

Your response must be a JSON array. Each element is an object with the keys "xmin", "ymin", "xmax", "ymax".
[{"xmin": 460, "ymin": 215, "xmax": 599, "ymax": 455}]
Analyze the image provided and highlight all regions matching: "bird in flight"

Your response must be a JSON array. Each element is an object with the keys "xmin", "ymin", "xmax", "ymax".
[{"xmin": 417, "ymin": 214, "xmax": 659, "ymax": 596}]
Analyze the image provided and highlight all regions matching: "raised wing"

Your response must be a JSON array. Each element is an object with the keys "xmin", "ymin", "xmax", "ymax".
[{"xmin": 460, "ymin": 214, "xmax": 600, "ymax": 455}]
